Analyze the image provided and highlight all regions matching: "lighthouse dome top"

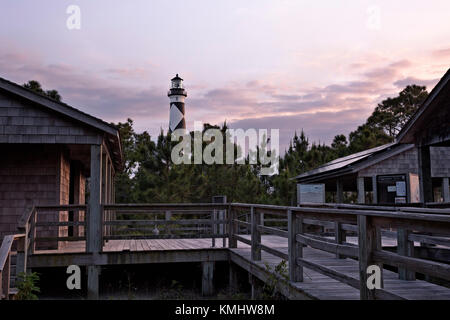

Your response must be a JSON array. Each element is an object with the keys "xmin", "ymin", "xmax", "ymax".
[{"xmin": 171, "ymin": 74, "xmax": 183, "ymax": 81}]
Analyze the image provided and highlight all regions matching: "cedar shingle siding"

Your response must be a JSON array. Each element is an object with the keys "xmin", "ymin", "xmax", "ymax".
[
  {"xmin": 0, "ymin": 89, "xmax": 95, "ymax": 248},
  {"xmin": 0, "ymin": 91, "xmax": 101, "ymax": 145}
]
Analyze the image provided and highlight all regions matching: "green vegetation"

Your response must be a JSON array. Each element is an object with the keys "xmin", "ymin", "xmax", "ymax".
[
  {"xmin": 262, "ymin": 260, "xmax": 289, "ymax": 300},
  {"xmin": 16, "ymin": 272, "xmax": 40, "ymax": 300},
  {"xmin": 23, "ymin": 80, "xmax": 62, "ymax": 102},
  {"xmin": 113, "ymin": 84, "xmax": 428, "ymax": 205},
  {"xmin": 22, "ymin": 79, "xmax": 427, "ymax": 206}
]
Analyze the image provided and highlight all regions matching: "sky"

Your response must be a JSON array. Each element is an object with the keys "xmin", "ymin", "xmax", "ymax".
[{"xmin": 0, "ymin": 0, "xmax": 449, "ymax": 151}]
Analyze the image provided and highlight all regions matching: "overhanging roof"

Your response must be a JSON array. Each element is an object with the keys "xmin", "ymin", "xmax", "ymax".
[
  {"xmin": 293, "ymin": 143, "xmax": 414, "ymax": 183},
  {"xmin": 396, "ymin": 68, "xmax": 450, "ymax": 144},
  {"xmin": 0, "ymin": 76, "xmax": 123, "ymax": 170}
]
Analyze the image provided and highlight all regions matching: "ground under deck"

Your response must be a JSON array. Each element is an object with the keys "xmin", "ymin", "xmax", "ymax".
[{"xmin": 29, "ymin": 235, "xmax": 450, "ymax": 300}]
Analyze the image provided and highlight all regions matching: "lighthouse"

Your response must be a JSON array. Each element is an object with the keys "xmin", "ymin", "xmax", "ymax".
[{"xmin": 168, "ymin": 74, "xmax": 187, "ymax": 132}]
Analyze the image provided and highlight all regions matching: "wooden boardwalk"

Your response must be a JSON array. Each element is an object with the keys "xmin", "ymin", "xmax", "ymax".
[
  {"xmin": 35, "ymin": 238, "xmax": 227, "ymax": 254},
  {"xmin": 230, "ymin": 236, "xmax": 450, "ymax": 300},
  {"xmin": 3, "ymin": 202, "xmax": 449, "ymax": 300},
  {"xmin": 30, "ymin": 235, "xmax": 450, "ymax": 300}
]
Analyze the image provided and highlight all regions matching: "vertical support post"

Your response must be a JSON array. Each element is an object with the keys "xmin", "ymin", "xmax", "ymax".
[
  {"xmin": 201, "ymin": 261, "xmax": 214, "ymax": 296},
  {"xmin": 372, "ymin": 176, "xmax": 378, "ymax": 204},
  {"xmin": 87, "ymin": 265, "xmax": 100, "ymax": 300},
  {"xmin": 102, "ymin": 154, "xmax": 108, "ymax": 239},
  {"xmin": 220, "ymin": 210, "xmax": 226, "ymax": 248},
  {"xmin": 418, "ymin": 145, "xmax": 433, "ymax": 203},
  {"xmin": 249, "ymin": 274, "xmax": 261, "ymax": 299},
  {"xmin": 288, "ymin": 209, "xmax": 303, "ymax": 282},
  {"xmin": 397, "ymin": 229, "xmax": 415, "ymax": 280},
  {"xmin": 334, "ymin": 221, "xmax": 346, "ymax": 259},
  {"xmin": 442, "ymin": 177, "xmax": 450, "ymax": 203},
  {"xmin": 251, "ymin": 206, "xmax": 261, "ymax": 261},
  {"xmin": 16, "ymin": 233, "xmax": 28, "ymax": 277},
  {"xmin": 87, "ymin": 144, "xmax": 102, "ymax": 300},
  {"xmin": 357, "ymin": 177, "xmax": 365, "ymax": 204},
  {"xmin": 228, "ymin": 205, "xmax": 237, "ymax": 248},
  {"xmin": 30, "ymin": 209, "xmax": 36, "ymax": 254},
  {"xmin": 336, "ymin": 178, "xmax": 344, "ymax": 203},
  {"xmin": 358, "ymin": 215, "xmax": 382, "ymax": 300},
  {"xmin": 228, "ymin": 262, "xmax": 239, "ymax": 295},
  {"xmin": 211, "ymin": 209, "xmax": 216, "ymax": 248},
  {"xmin": 87, "ymin": 144, "xmax": 103, "ymax": 254},
  {"xmin": 165, "ymin": 211, "xmax": 171, "ymax": 236},
  {"xmin": 2, "ymin": 253, "xmax": 11, "ymax": 299},
  {"xmin": 261, "ymin": 213, "xmax": 264, "ymax": 227}
]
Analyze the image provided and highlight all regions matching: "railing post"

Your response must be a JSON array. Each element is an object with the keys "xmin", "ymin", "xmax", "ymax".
[
  {"xmin": 30, "ymin": 209, "xmax": 36, "ymax": 254},
  {"xmin": 288, "ymin": 209, "xmax": 303, "ymax": 282},
  {"xmin": 211, "ymin": 209, "xmax": 216, "ymax": 248},
  {"xmin": 358, "ymin": 215, "xmax": 382, "ymax": 300},
  {"xmin": 2, "ymin": 253, "xmax": 10, "ymax": 299},
  {"xmin": 16, "ymin": 233, "xmax": 28, "ymax": 277},
  {"xmin": 228, "ymin": 205, "xmax": 237, "ymax": 248},
  {"xmin": 335, "ymin": 221, "xmax": 346, "ymax": 259},
  {"xmin": 397, "ymin": 228, "xmax": 415, "ymax": 280},
  {"xmin": 165, "ymin": 210, "xmax": 171, "ymax": 236},
  {"xmin": 251, "ymin": 206, "xmax": 261, "ymax": 261}
]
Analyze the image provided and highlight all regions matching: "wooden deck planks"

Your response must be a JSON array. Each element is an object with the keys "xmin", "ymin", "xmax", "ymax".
[
  {"xmin": 32, "ymin": 235, "xmax": 450, "ymax": 300},
  {"xmin": 230, "ymin": 239, "xmax": 450, "ymax": 300}
]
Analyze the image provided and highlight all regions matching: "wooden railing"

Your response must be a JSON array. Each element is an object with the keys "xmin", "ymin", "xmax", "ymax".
[
  {"xmin": 229, "ymin": 203, "xmax": 450, "ymax": 300},
  {"xmin": 14, "ymin": 201, "xmax": 450, "ymax": 300},
  {"xmin": 0, "ymin": 233, "xmax": 26, "ymax": 300},
  {"xmin": 102, "ymin": 203, "xmax": 229, "ymax": 248},
  {"xmin": 18, "ymin": 205, "xmax": 87, "ymax": 253}
]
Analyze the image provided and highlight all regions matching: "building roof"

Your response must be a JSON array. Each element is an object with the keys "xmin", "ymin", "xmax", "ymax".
[
  {"xmin": 0, "ymin": 76, "xmax": 123, "ymax": 170},
  {"xmin": 396, "ymin": 68, "xmax": 450, "ymax": 144},
  {"xmin": 293, "ymin": 143, "xmax": 414, "ymax": 183}
]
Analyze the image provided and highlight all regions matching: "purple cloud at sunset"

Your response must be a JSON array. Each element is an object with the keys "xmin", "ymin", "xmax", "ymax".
[{"xmin": 0, "ymin": 1, "xmax": 448, "ymax": 151}]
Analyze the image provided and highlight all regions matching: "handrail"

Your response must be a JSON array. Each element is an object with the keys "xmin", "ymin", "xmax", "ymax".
[
  {"xmin": 9, "ymin": 201, "xmax": 450, "ymax": 300},
  {"xmin": 228, "ymin": 202, "xmax": 450, "ymax": 300},
  {"xmin": 0, "ymin": 233, "xmax": 26, "ymax": 300}
]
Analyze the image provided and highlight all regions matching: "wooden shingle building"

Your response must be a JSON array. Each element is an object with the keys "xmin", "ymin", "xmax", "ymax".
[
  {"xmin": 295, "ymin": 69, "xmax": 450, "ymax": 206},
  {"xmin": 0, "ymin": 77, "xmax": 123, "ymax": 248}
]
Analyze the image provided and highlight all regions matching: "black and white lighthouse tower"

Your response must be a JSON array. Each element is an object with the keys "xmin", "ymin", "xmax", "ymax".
[{"xmin": 168, "ymin": 74, "xmax": 187, "ymax": 132}]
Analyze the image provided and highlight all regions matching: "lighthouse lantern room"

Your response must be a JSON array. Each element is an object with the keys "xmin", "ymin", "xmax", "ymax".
[{"xmin": 168, "ymin": 74, "xmax": 187, "ymax": 132}]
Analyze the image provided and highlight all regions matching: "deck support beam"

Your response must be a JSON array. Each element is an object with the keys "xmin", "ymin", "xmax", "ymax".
[
  {"xmin": 87, "ymin": 265, "xmax": 100, "ymax": 300},
  {"xmin": 201, "ymin": 261, "xmax": 214, "ymax": 296}
]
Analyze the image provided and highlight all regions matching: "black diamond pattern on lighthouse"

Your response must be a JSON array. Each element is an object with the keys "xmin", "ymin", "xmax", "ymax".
[{"xmin": 168, "ymin": 74, "xmax": 187, "ymax": 132}]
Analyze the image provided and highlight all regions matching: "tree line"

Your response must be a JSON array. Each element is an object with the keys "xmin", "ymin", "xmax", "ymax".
[{"xmin": 22, "ymin": 80, "xmax": 429, "ymax": 205}]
